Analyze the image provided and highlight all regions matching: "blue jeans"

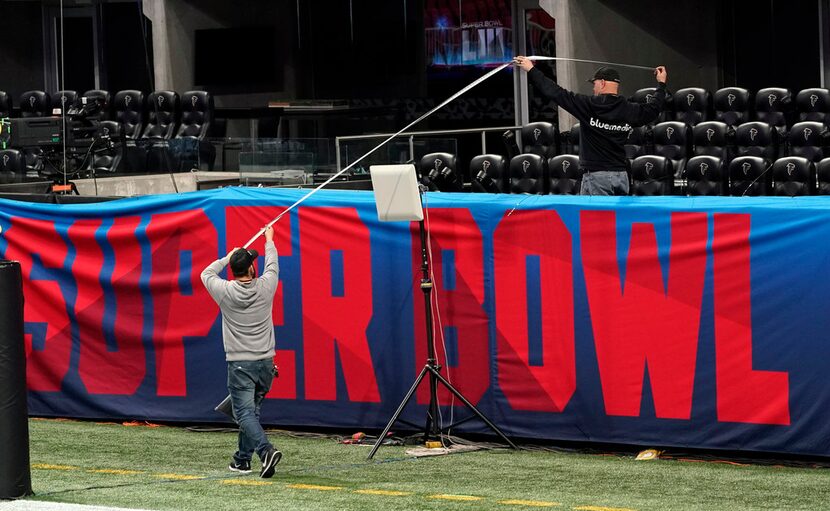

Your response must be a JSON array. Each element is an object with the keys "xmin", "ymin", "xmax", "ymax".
[
  {"xmin": 580, "ymin": 171, "xmax": 630, "ymax": 196},
  {"xmin": 227, "ymin": 359, "xmax": 275, "ymax": 463}
]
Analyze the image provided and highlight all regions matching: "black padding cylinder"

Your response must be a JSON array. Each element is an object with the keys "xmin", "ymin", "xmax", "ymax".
[{"xmin": 0, "ymin": 261, "xmax": 32, "ymax": 499}]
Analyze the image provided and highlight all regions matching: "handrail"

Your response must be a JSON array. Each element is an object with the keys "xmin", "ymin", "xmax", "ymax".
[{"xmin": 335, "ymin": 125, "xmax": 522, "ymax": 172}]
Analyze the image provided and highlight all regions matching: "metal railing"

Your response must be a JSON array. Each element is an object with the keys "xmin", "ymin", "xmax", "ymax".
[{"xmin": 335, "ymin": 125, "xmax": 522, "ymax": 172}]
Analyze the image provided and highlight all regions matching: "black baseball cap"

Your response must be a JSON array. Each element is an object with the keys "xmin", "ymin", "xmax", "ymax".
[
  {"xmin": 229, "ymin": 248, "xmax": 258, "ymax": 277},
  {"xmin": 588, "ymin": 67, "xmax": 621, "ymax": 83}
]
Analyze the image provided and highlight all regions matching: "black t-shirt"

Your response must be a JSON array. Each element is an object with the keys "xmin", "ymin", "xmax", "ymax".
[{"xmin": 528, "ymin": 67, "xmax": 667, "ymax": 172}]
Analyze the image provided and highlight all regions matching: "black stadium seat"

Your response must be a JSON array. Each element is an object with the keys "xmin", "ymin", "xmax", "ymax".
[
  {"xmin": 692, "ymin": 121, "xmax": 731, "ymax": 161},
  {"xmin": 686, "ymin": 155, "xmax": 726, "ymax": 196},
  {"xmin": 651, "ymin": 121, "xmax": 691, "ymax": 179},
  {"xmin": 630, "ymin": 87, "xmax": 673, "ymax": 124},
  {"xmin": 565, "ymin": 123, "xmax": 580, "ymax": 155},
  {"xmin": 140, "ymin": 90, "xmax": 180, "ymax": 172},
  {"xmin": 521, "ymin": 121, "xmax": 558, "ymax": 158},
  {"xmin": 735, "ymin": 121, "xmax": 778, "ymax": 161},
  {"xmin": 817, "ymin": 158, "xmax": 830, "ymax": 194},
  {"xmin": 630, "ymin": 155, "xmax": 673, "ymax": 195},
  {"xmin": 624, "ymin": 126, "xmax": 649, "ymax": 161},
  {"xmin": 795, "ymin": 88, "xmax": 830, "ymax": 124},
  {"xmin": 175, "ymin": 90, "xmax": 216, "ymax": 170},
  {"xmin": 509, "ymin": 153, "xmax": 544, "ymax": 194},
  {"xmin": 51, "ymin": 90, "xmax": 78, "ymax": 115},
  {"xmin": 86, "ymin": 121, "xmax": 123, "ymax": 175},
  {"xmin": 469, "ymin": 154, "xmax": 507, "ymax": 193},
  {"xmin": 546, "ymin": 154, "xmax": 581, "ymax": 194},
  {"xmin": 772, "ymin": 156, "xmax": 815, "ymax": 196},
  {"xmin": 80, "ymin": 89, "xmax": 111, "ymax": 122},
  {"xmin": 729, "ymin": 155, "xmax": 770, "ymax": 196},
  {"xmin": 673, "ymin": 87, "xmax": 710, "ymax": 126},
  {"xmin": 787, "ymin": 121, "xmax": 827, "ymax": 162},
  {"xmin": 419, "ymin": 152, "xmax": 461, "ymax": 192},
  {"xmin": 19, "ymin": 90, "xmax": 50, "ymax": 117},
  {"xmin": 0, "ymin": 148, "xmax": 24, "ymax": 182},
  {"xmin": 714, "ymin": 87, "xmax": 751, "ymax": 126},
  {"xmin": 755, "ymin": 87, "xmax": 793, "ymax": 137}
]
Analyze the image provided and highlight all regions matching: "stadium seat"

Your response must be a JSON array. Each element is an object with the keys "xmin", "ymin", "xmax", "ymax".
[
  {"xmin": 755, "ymin": 87, "xmax": 793, "ymax": 137},
  {"xmin": 509, "ymin": 153, "xmax": 544, "ymax": 194},
  {"xmin": 685, "ymin": 155, "xmax": 726, "ymax": 196},
  {"xmin": 772, "ymin": 156, "xmax": 815, "ymax": 196},
  {"xmin": 521, "ymin": 121, "xmax": 558, "ymax": 158},
  {"xmin": 624, "ymin": 126, "xmax": 649, "ymax": 161},
  {"xmin": 651, "ymin": 121, "xmax": 691, "ymax": 179},
  {"xmin": 729, "ymin": 155, "xmax": 770, "ymax": 196},
  {"xmin": 51, "ymin": 90, "xmax": 78, "ymax": 115},
  {"xmin": 80, "ymin": 89, "xmax": 111, "ymax": 122},
  {"xmin": 673, "ymin": 87, "xmax": 711, "ymax": 126},
  {"xmin": 419, "ymin": 152, "xmax": 461, "ymax": 192},
  {"xmin": 735, "ymin": 121, "xmax": 778, "ymax": 161},
  {"xmin": 139, "ymin": 91, "xmax": 180, "ymax": 172},
  {"xmin": 816, "ymin": 158, "xmax": 830, "ymax": 194},
  {"xmin": 713, "ymin": 87, "xmax": 751, "ymax": 126},
  {"xmin": 19, "ymin": 91, "xmax": 50, "ymax": 117},
  {"xmin": 564, "ymin": 123, "xmax": 580, "ymax": 155},
  {"xmin": 469, "ymin": 154, "xmax": 507, "ymax": 193},
  {"xmin": 692, "ymin": 121, "xmax": 732, "ymax": 161},
  {"xmin": 787, "ymin": 121, "xmax": 827, "ymax": 162},
  {"xmin": 86, "ymin": 121, "xmax": 123, "ymax": 175},
  {"xmin": 113, "ymin": 90, "xmax": 145, "ymax": 172},
  {"xmin": 0, "ymin": 148, "xmax": 24, "ymax": 181},
  {"xmin": 630, "ymin": 155, "xmax": 673, "ymax": 195},
  {"xmin": 546, "ymin": 154, "xmax": 581, "ymax": 194},
  {"xmin": 795, "ymin": 88, "xmax": 830, "ymax": 124},
  {"xmin": 174, "ymin": 90, "xmax": 216, "ymax": 171},
  {"xmin": 630, "ymin": 87, "xmax": 673, "ymax": 124},
  {"xmin": 0, "ymin": 91, "xmax": 11, "ymax": 118}
]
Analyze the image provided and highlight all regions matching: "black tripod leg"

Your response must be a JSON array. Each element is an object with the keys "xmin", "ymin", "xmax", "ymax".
[
  {"xmin": 367, "ymin": 365, "xmax": 430, "ymax": 460},
  {"xmin": 427, "ymin": 366, "xmax": 519, "ymax": 450}
]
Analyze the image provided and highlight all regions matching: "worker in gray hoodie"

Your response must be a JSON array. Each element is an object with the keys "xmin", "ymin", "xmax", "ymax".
[{"xmin": 201, "ymin": 224, "xmax": 281, "ymax": 479}]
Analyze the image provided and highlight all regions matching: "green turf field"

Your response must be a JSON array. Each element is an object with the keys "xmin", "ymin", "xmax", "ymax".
[{"xmin": 16, "ymin": 419, "xmax": 830, "ymax": 510}]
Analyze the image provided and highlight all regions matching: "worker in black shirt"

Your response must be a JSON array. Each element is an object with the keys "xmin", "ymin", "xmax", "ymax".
[{"xmin": 514, "ymin": 56, "xmax": 668, "ymax": 195}]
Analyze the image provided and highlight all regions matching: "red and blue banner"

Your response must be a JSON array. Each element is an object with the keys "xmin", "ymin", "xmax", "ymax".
[{"xmin": 1, "ymin": 188, "xmax": 827, "ymax": 456}]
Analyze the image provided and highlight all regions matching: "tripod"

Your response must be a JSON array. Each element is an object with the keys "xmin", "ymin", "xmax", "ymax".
[{"xmin": 367, "ymin": 189, "xmax": 517, "ymax": 459}]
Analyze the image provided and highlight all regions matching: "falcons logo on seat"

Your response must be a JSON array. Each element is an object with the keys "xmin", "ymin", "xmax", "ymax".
[
  {"xmin": 533, "ymin": 128, "xmax": 542, "ymax": 141},
  {"xmin": 699, "ymin": 162, "xmax": 709, "ymax": 176},
  {"xmin": 158, "ymin": 96, "xmax": 166, "ymax": 107},
  {"xmin": 29, "ymin": 96, "xmax": 36, "ymax": 107},
  {"xmin": 562, "ymin": 160, "xmax": 571, "ymax": 172},
  {"xmin": 727, "ymin": 93, "xmax": 736, "ymax": 106},
  {"xmin": 706, "ymin": 128, "xmax": 715, "ymax": 141},
  {"xmin": 482, "ymin": 160, "xmax": 491, "ymax": 172},
  {"xmin": 749, "ymin": 127, "xmax": 758, "ymax": 141},
  {"xmin": 742, "ymin": 162, "xmax": 752, "ymax": 176},
  {"xmin": 666, "ymin": 126, "xmax": 675, "ymax": 139},
  {"xmin": 192, "ymin": 96, "xmax": 199, "ymax": 107},
  {"xmin": 811, "ymin": 94, "xmax": 819, "ymax": 108},
  {"xmin": 768, "ymin": 94, "xmax": 778, "ymax": 106},
  {"xmin": 786, "ymin": 162, "xmax": 796, "ymax": 176},
  {"xmin": 686, "ymin": 94, "xmax": 695, "ymax": 106},
  {"xmin": 645, "ymin": 93, "xmax": 655, "ymax": 103},
  {"xmin": 644, "ymin": 161, "xmax": 654, "ymax": 177},
  {"xmin": 522, "ymin": 160, "xmax": 531, "ymax": 174},
  {"xmin": 804, "ymin": 127, "xmax": 813, "ymax": 141},
  {"xmin": 433, "ymin": 158, "xmax": 443, "ymax": 170},
  {"xmin": 2, "ymin": 154, "xmax": 8, "ymax": 167}
]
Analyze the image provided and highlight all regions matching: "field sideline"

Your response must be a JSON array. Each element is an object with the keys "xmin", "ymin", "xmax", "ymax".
[{"xmin": 4, "ymin": 419, "xmax": 829, "ymax": 511}]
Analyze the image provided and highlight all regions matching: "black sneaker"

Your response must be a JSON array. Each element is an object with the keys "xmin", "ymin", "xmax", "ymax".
[
  {"xmin": 259, "ymin": 448, "xmax": 282, "ymax": 478},
  {"xmin": 229, "ymin": 459, "xmax": 251, "ymax": 474}
]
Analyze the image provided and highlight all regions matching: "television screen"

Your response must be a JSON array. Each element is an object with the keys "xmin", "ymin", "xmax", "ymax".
[
  {"xmin": 194, "ymin": 26, "xmax": 282, "ymax": 90},
  {"xmin": 425, "ymin": 0, "xmax": 513, "ymax": 69}
]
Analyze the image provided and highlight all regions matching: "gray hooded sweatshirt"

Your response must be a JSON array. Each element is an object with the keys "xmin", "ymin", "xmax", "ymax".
[{"xmin": 201, "ymin": 241, "xmax": 279, "ymax": 361}]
